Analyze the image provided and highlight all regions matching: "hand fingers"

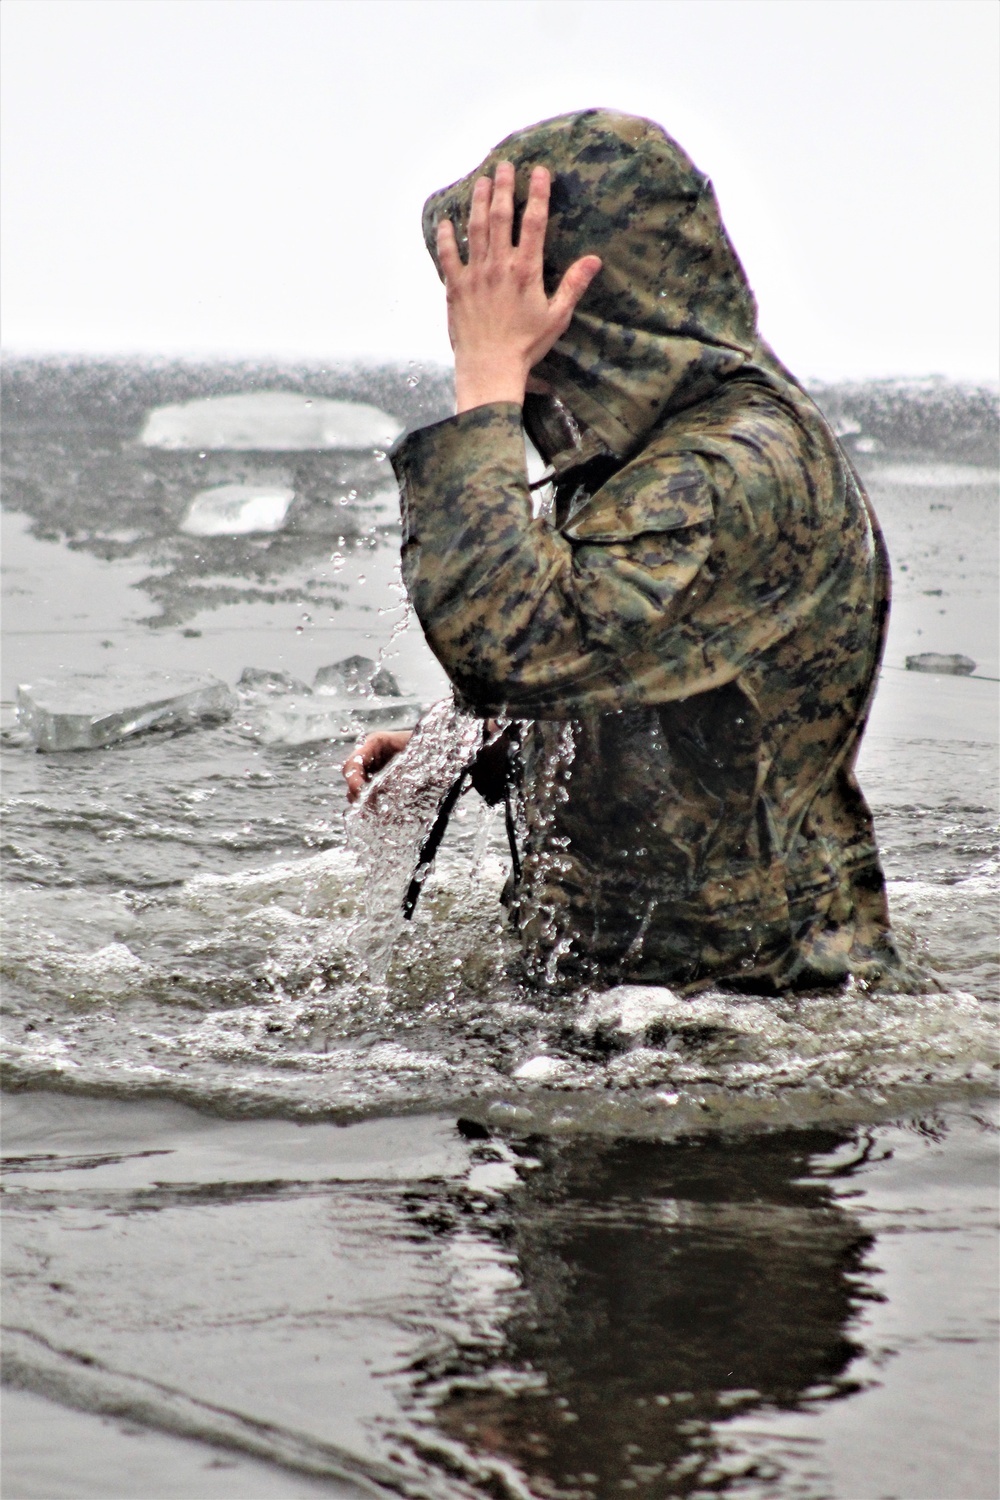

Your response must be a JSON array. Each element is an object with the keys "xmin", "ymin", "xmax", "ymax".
[
  {"xmin": 467, "ymin": 174, "xmax": 492, "ymax": 262},
  {"xmin": 436, "ymin": 218, "xmax": 463, "ymax": 282},
  {"xmin": 342, "ymin": 751, "xmax": 366, "ymax": 802},
  {"xmin": 548, "ymin": 254, "xmax": 602, "ymax": 332},
  {"xmin": 488, "ymin": 160, "xmax": 515, "ymax": 255},
  {"xmin": 343, "ymin": 731, "xmax": 411, "ymax": 801},
  {"xmin": 517, "ymin": 166, "xmax": 550, "ymax": 268},
  {"xmin": 342, "ymin": 735, "xmax": 382, "ymax": 801}
]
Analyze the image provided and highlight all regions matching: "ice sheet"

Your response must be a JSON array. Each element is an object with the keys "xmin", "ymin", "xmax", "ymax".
[{"xmin": 141, "ymin": 392, "xmax": 404, "ymax": 451}]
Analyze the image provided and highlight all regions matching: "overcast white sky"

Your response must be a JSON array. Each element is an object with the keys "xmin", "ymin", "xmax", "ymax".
[{"xmin": 2, "ymin": 0, "xmax": 997, "ymax": 380}]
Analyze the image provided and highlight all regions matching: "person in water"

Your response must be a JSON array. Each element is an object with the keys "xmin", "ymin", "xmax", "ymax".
[{"xmin": 343, "ymin": 109, "xmax": 896, "ymax": 994}]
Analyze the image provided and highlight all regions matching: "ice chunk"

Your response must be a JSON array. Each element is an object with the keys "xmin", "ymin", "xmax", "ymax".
[
  {"xmin": 240, "ymin": 657, "xmax": 411, "ymax": 744},
  {"xmin": 140, "ymin": 392, "xmax": 404, "ymax": 451},
  {"xmin": 180, "ymin": 484, "xmax": 294, "ymax": 536},
  {"xmin": 512, "ymin": 1055, "xmax": 569, "ymax": 1082},
  {"xmin": 576, "ymin": 985, "xmax": 685, "ymax": 1041},
  {"xmin": 238, "ymin": 667, "xmax": 311, "ymax": 695},
  {"xmin": 314, "ymin": 655, "xmax": 401, "ymax": 697},
  {"xmin": 250, "ymin": 694, "xmax": 419, "ymax": 747},
  {"xmin": 16, "ymin": 668, "xmax": 236, "ymax": 752},
  {"xmin": 905, "ymin": 652, "xmax": 977, "ymax": 676}
]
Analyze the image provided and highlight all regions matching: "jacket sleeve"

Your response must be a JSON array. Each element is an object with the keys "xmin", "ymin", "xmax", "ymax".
[{"xmin": 391, "ymin": 402, "xmax": 721, "ymax": 718}]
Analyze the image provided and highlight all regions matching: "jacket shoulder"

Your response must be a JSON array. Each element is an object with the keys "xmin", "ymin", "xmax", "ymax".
[{"xmin": 660, "ymin": 379, "xmax": 843, "ymax": 487}]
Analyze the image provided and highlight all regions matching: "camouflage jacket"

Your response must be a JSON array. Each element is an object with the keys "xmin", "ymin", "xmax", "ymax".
[{"xmin": 391, "ymin": 110, "xmax": 895, "ymax": 992}]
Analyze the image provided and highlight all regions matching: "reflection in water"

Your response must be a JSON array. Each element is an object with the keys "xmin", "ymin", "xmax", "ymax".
[{"xmin": 426, "ymin": 1128, "xmax": 876, "ymax": 1497}]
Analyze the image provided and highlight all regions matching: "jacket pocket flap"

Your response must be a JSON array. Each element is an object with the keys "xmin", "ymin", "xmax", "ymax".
[{"xmin": 562, "ymin": 453, "xmax": 715, "ymax": 543}]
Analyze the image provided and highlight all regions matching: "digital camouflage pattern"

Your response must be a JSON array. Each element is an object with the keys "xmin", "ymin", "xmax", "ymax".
[{"xmin": 391, "ymin": 109, "xmax": 896, "ymax": 991}]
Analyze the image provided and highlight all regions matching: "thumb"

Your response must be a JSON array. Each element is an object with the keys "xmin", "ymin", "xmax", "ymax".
[{"xmin": 549, "ymin": 255, "xmax": 602, "ymax": 328}]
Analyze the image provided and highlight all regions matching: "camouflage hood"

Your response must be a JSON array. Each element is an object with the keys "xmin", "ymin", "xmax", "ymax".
[{"xmin": 423, "ymin": 108, "xmax": 790, "ymax": 459}]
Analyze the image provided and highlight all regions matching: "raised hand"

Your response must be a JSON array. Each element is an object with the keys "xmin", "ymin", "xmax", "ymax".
[{"xmin": 436, "ymin": 162, "xmax": 601, "ymax": 414}]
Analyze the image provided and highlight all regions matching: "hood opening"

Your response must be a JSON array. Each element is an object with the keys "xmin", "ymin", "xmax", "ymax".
[{"xmin": 423, "ymin": 108, "xmax": 775, "ymax": 458}]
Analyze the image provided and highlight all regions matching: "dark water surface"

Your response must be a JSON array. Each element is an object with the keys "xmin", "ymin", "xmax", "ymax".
[
  {"xmin": 3, "ymin": 1094, "xmax": 996, "ymax": 1500},
  {"xmin": 1, "ymin": 362, "xmax": 997, "ymax": 1498}
]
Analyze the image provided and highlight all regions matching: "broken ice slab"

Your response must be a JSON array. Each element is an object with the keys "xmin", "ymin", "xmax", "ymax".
[
  {"xmin": 905, "ymin": 652, "xmax": 977, "ymax": 676},
  {"xmin": 180, "ymin": 483, "xmax": 294, "ymax": 537},
  {"xmin": 574, "ymin": 985, "xmax": 685, "ymax": 1044},
  {"xmin": 238, "ymin": 667, "xmax": 312, "ymax": 696},
  {"xmin": 140, "ymin": 392, "xmax": 404, "ymax": 452},
  {"xmin": 16, "ymin": 669, "xmax": 236, "ymax": 752},
  {"xmin": 512, "ymin": 1055, "xmax": 569, "ymax": 1082},
  {"xmin": 250, "ymin": 694, "xmax": 420, "ymax": 748},
  {"xmin": 313, "ymin": 655, "xmax": 401, "ymax": 698},
  {"xmin": 238, "ymin": 657, "xmax": 412, "ymax": 745}
]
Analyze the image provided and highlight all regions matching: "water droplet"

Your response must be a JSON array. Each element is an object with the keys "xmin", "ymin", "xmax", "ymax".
[
  {"xmin": 357, "ymin": 575, "xmax": 367, "ymax": 585},
  {"xmin": 373, "ymin": 449, "xmax": 387, "ymax": 462}
]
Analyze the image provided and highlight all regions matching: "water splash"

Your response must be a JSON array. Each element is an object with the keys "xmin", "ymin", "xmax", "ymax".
[{"xmin": 346, "ymin": 699, "xmax": 488, "ymax": 977}]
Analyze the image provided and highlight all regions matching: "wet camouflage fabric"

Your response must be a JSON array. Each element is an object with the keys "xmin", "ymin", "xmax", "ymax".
[{"xmin": 392, "ymin": 110, "xmax": 895, "ymax": 991}]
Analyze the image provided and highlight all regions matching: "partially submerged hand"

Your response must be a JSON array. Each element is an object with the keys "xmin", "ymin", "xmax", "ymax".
[
  {"xmin": 437, "ymin": 162, "xmax": 601, "ymax": 414},
  {"xmin": 343, "ymin": 730, "xmax": 412, "ymax": 802}
]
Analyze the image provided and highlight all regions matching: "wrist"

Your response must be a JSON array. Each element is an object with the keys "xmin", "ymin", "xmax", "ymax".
[{"xmin": 454, "ymin": 355, "xmax": 529, "ymax": 414}]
